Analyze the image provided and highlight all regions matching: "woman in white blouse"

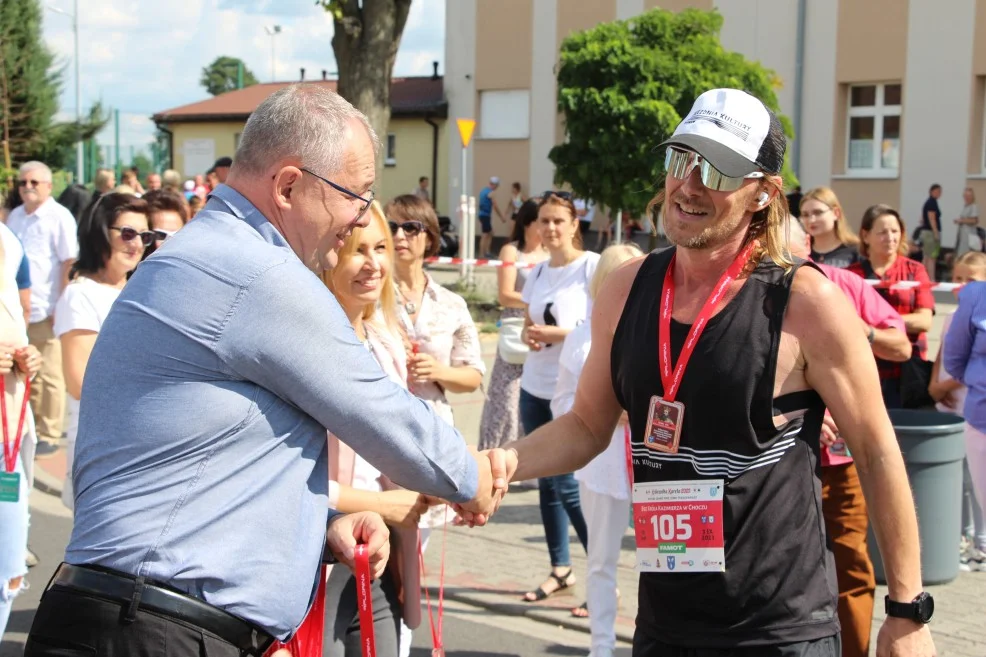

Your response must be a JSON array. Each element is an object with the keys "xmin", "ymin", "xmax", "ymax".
[
  {"xmin": 55, "ymin": 193, "xmax": 153, "ymax": 511},
  {"xmin": 388, "ymin": 194, "xmax": 485, "ymax": 424},
  {"xmin": 551, "ymin": 243, "xmax": 642, "ymax": 654},
  {"xmin": 520, "ymin": 193, "xmax": 600, "ymax": 602}
]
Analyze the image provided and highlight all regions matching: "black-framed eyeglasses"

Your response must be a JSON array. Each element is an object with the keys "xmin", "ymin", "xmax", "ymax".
[
  {"xmin": 541, "ymin": 190, "xmax": 572, "ymax": 201},
  {"xmin": 388, "ymin": 220, "xmax": 426, "ymax": 237},
  {"xmin": 300, "ymin": 168, "xmax": 374, "ymax": 222},
  {"xmin": 110, "ymin": 226, "xmax": 156, "ymax": 246}
]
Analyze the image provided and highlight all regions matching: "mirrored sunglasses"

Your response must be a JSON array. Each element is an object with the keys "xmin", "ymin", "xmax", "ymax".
[
  {"xmin": 110, "ymin": 226, "xmax": 155, "ymax": 246},
  {"xmin": 388, "ymin": 220, "xmax": 425, "ymax": 237},
  {"xmin": 664, "ymin": 147, "xmax": 764, "ymax": 192}
]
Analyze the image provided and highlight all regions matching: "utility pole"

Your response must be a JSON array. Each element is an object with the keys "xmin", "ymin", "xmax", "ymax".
[
  {"xmin": 264, "ymin": 26, "xmax": 282, "ymax": 82},
  {"xmin": 114, "ymin": 109, "xmax": 120, "ymax": 180},
  {"xmin": 47, "ymin": 2, "xmax": 83, "ymax": 184}
]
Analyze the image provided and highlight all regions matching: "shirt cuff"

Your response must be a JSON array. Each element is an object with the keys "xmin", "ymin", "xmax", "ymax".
[{"xmin": 327, "ymin": 480, "xmax": 340, "ymax": 509}]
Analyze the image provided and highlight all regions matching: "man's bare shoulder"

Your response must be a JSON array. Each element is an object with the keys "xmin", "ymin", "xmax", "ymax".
[{"xmin": 595, "ymin": 254, "xmax": 648, "ymax": 334}]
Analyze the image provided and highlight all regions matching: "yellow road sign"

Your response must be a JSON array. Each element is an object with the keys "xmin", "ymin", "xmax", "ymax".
[{"xmin": 457, "ymin": 118, "xmax": 476, "ymax": 148}]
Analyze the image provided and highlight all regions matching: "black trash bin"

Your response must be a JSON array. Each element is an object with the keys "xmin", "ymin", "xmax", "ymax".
[{"xmin": 867, "ymin": 409, "xmax": 966, "ymax": 585}]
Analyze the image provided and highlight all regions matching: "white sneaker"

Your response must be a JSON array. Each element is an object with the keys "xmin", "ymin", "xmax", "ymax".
[{"xmin": 959, "ymin": 545, "xmax": 986, "ymax": 572}]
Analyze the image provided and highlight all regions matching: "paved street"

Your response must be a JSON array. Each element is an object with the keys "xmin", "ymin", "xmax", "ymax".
[{"xmin": 2, "ymin": 282, "xmax": 985, "ymax": 656}]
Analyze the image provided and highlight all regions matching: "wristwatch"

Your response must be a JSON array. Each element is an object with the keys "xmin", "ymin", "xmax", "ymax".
[{"xmin": 885, "ymin": 592, "xmax": 934, "ymax": 624}]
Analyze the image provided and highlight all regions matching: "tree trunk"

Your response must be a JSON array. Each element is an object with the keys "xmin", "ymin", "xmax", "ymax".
[{"xmin": 331, "ymin": 0, "xmax": 413, "ymax": 185}]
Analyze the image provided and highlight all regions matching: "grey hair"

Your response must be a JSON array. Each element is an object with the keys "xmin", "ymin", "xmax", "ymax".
[
  {"xmin": 18, "ymin": 161, "xmax": 52, "ymax": 181},
  {"xmin": 234, "ymin": 84, "xmax": 379, "ymax": 177}
]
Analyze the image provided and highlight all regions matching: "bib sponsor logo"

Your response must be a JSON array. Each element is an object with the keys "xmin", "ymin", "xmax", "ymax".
[
  {"xmin": 667, "ymin": 556, "xmax": 676, "ymax": 570},
  {"xmin": 658, "ymin": 543, "xmax": 686, "ymax": 554}
]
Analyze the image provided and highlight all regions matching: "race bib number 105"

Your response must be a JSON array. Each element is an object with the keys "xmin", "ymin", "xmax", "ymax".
[{"xmin": 632, "ymin": 479, "xmax": 725, "ymax": 573}]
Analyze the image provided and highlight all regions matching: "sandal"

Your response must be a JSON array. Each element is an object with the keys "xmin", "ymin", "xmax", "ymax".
[
  {"xmin": 523, "ymin": 568, "xmax": 575, "ymax": 602},
  {"xmin": 571, "ymin": 601, "xmax": 589, "ymax": 618}
]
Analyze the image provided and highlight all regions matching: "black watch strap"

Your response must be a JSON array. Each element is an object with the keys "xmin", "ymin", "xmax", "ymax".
[{"xmin": 884, "ymin": 593, "xmax": 934, "ymax": 624}]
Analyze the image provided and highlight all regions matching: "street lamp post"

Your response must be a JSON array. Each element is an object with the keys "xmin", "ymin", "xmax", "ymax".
[
  {"xmin": 47, "ymin": 1, "xmax": 83, "ymax": 184},
  {"xmin": 264, "ymin": 25, "xmax": 282, "ymax": 82}
]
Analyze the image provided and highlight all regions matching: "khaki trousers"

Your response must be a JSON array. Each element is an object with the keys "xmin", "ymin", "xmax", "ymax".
[
  {"xmin": 821, "ymin": 462, "xmax": 876, "ymax": 657},
  {"xmin": 26, "ymin": 318, "xmax": 65, "ymax": 443}
]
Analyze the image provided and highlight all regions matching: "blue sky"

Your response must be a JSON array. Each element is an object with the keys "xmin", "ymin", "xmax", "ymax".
[{"xmin": 42, "ymin": 0, "xmax": 446, "ymax": 167}]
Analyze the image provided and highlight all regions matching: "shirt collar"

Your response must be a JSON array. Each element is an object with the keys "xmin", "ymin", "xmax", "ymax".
[
  {"xmin": 206, "ymin": 184, "xmax": 291, "ymax": 250},
  {"xmin": 423, "ymin": 272, "xmax": 440, "ymax": 300}
]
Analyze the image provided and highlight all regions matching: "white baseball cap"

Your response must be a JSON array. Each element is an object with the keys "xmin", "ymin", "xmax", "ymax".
[
  {"xmin": 660, "ymin": 88, "xmax": 786, "ymax": 177},
  {"xmin": 489, "ymin": 176, "xmax": 500, "ymax": 185}
]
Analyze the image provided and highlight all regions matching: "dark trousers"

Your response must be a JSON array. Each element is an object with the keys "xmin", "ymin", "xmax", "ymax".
[
  {"xmin": 633, "ymin": 633, "xmax": 840, "ymax": 657},
  {"xmin": 25, "ymin": 587, "xmax": 265, "ymax": 656},
  {"xmin": 323, "ymin": 565, "xmax": 402, "ymax": 657},
  {"xmin": 520, "ymin": 388, "xmax": 589, "ymax": 567}
]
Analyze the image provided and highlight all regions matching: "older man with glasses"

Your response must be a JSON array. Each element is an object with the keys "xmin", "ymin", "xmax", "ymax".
[
  {"xmin": 6, "ymin": 162, "xmax": 77, "ymax": 455},
  {"xmin": 24, "ymin": 85, "xmax": 508, "ymax": 657}
]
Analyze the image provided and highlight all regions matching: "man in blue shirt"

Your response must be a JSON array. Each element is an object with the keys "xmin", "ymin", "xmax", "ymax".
[
  {"xmin": 24, "ymin": 85, "xmax": 505, "ymax": 657},
  {"xmin": 478, "ymin": 176, "xmax": 504, "ymax": 258}
]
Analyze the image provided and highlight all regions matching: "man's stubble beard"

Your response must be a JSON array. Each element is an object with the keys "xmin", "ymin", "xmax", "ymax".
[{"xmin": 663, "ymin": 210, "xmax": 744, "ymax": 250}]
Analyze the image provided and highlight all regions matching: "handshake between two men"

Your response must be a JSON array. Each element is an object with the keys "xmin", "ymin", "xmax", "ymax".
[{"xmin": 323, "ymin": 447, "xmax": 518, "ymax": 576}]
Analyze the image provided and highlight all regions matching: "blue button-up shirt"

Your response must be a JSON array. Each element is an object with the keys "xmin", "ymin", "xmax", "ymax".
[
  {"xmin": 66, "ymin": 185, "xmax": 478, "ymax": 639},
  {"xmin": 944, "ymin": 281, "xmax": 986, "ymax": 433}
]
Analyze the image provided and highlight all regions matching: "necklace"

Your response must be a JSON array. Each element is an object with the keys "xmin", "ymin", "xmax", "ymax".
[{"xmin": 397, "ymin": 279, "xmax": 424, "ymax": 316}]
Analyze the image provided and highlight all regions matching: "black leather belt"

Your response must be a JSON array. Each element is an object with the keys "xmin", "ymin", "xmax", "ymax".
[{"xmin": 50, "ymin": 563, "xmax": 275, "ymax": 655}]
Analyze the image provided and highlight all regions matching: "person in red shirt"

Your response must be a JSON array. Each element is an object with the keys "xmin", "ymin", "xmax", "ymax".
[{"xmin": 848, "ymin": 204, "xmax": 935, "ymax": 408}]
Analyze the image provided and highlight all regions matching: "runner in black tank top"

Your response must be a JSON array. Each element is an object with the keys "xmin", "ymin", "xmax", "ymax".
[
  {"xmin": 492, "ymin": 89, "xmax": 935, "ymax": 657},
  {"xmin": 612, "ymin": 247, "xmax": 838, "ymax": 648}
]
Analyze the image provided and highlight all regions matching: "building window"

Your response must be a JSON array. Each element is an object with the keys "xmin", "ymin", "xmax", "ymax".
[
  {"xmin": 385, "ymin": 134, "xmax": 397, "ymax": 167},
  {"xmin": 479, "ymin": 90, "xmax": 531, "ymax": 139},
  {"xmin": 846, "ymin": 83, "xmax": 901, "ymax": 175}
]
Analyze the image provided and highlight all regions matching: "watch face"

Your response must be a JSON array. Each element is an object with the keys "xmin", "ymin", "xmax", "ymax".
[{"xmin": 917, "ymin": 592, "xmax": 934, "ymax": 623}]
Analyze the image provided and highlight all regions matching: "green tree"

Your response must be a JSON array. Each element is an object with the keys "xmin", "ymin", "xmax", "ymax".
[
  {"xmin": 200, "ymin": 56, "xmax": 259, "ymax": 96},
  {"xmin": 317, "ymin": 0, "xmax": 413, "ymax": 182},
  {"xmin": 550, "ymin": 8, "xmax": 797, "ymax": 221},
  {"xmin": 0, "ymin": 0, "xmax": 106, "ymax": 171}
]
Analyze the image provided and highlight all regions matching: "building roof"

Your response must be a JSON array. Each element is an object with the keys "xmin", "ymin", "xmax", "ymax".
[{"xmin": 153, "ymin": 76, "xmax": 447, "ymax": 124}]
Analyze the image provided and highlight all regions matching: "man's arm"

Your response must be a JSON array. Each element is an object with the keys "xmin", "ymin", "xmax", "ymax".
[
  {"xmin": 216, "ymin": 262, "xmax": 491, "ymax": 509},
  {"xmin": 60, "ymin": 260, "xmax": 75, "ymax": 295},
  {"xmin": 505, "ymin": 258, "xmax": 642, "ymax": 481},
  {"xmin": 927, "ymin": 208, "xmax": 940, "ymax": 238},
  {"xmin": 789, "ymin": 268, "xmax": 933, "ymax": 654}
]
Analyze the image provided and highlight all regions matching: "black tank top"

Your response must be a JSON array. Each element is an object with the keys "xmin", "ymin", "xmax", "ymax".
[{"xmin": 611, "ymin": 247, "xmax": 839, "ymax": 647}]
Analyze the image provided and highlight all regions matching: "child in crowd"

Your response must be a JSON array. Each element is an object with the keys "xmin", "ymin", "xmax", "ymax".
[{"xmin": 932, "ymin": 251, "xmax": 986, "ymax": 570}]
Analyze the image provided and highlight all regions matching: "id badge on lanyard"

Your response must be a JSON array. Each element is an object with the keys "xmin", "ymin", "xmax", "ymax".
[
  {"xmin": 625, "ymin": 243, "xmax": 754, "ymax": 573},
  {"xmin": 0, "ymin": 373, "xmax": 30, "ymax": 504}
]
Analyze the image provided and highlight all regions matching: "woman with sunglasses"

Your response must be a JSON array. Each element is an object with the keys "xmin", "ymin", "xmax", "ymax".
[
  {"xmin": 799, "ymin": 186, "xmax": 860, "ymax": 269},
  {"xmin": 321, "ymin": 200, "xmax": 438, "ymax": 657},
  {"xmin": 520, "ymin": 192, "xmax": 599, "ymax": 603},
  {"xmin": 478, "ymin": 199, "xmax": 548, "ymax": 456},
  {"xmin": 388, "ymin": 194, "xmax": 485, "ymax": 424},
  {"xmin": 55, "ymin": 193, "xmax": 152, "ymax": 510}
]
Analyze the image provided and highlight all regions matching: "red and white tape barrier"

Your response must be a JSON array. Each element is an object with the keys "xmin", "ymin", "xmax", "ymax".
[
  {"xmin": 424, "ymin": 256, "xmax": 537, "ymax": 268},
  {"xmin": 863, "ymin": 280, "xmax": 962, "ymax": 292}
]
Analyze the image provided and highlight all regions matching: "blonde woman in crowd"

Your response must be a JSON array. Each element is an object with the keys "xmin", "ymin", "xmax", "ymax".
[
  {"xmin": 478, "ymin": 199, "xmax": 548, "ymax": 456},
  {"xmin": 55, "ymin": 194, "xmax": 152, "ymax": 511},
  {"xmin": 800, "ymin": 186, "xmax": 860, "ymax": 269},
  {"xmin": 161, "ymin": 169, "xmax": 182, "ymax": 194},
  {"xmin": 551, "ymin": 243, "xmax": 641, "ymax": 655},
  {"xmin": 321, "ymin": 201, "xmax": 438, "ymax": 656}
]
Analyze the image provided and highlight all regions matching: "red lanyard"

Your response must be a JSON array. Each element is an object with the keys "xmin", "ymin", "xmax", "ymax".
[
  {"xmin": 354, "ymin": 545, "xmax": 377, "ymax": 657},
  {"xmin": 419, "ymin": 512, "xmax": 448, "ymax": 656},
  {"xmin": 658, "ymin": 241, "xmax": 756, "ymax": 402},
  {"xmin": 1, "ymin": 373, "xmax": 31, "ymax": 474}
]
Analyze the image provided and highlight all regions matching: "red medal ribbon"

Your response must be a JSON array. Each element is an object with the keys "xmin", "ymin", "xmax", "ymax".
[
  {"xmin": 1, "ymin": 373, "xmax": 30, "ymax": 474},
  {"xmin": 658, "ymin": 242, "xmax": 757, "ymax": 402},
  {"xmin": 354, "ymin": 544, "xmax": 377, "ymax": 657},
  {"xmin": 419, "ymin": 510, "xmax": 448, "ymax": 657}
]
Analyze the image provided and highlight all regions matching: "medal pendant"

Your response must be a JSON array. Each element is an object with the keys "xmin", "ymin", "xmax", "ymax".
[{"xmin": 643, "ymin": 396, "xmax": 684, "ymax": 454}]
